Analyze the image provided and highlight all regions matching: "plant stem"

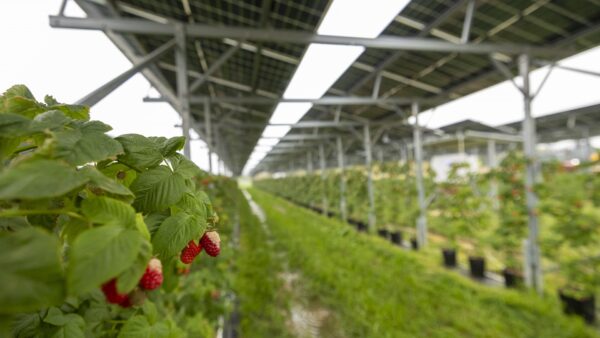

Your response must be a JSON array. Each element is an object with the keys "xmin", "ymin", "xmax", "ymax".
[{"xmin": 0, "ymin": 209, "xmax": 85, "ymax": 220}]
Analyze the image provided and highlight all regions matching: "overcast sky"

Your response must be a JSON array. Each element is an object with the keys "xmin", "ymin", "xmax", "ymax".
[{"xmin": 1, "ymin": 0, "xmax": 599, "ymax": 174}]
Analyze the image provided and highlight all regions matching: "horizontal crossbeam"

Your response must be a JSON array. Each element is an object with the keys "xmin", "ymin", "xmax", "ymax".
[{"xmin": 49, "ymin": 16, "xmax": 568, "ymax": 56}]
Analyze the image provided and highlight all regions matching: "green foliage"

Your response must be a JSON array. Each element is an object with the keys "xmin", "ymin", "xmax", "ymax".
[
  {"xmin": 434, "ymin": 162, "xmax": 490, "ymax": 252},
  {"xmin": 0, "ymin": 85, "xmax": 228, "ymax": 336},
  {"xmin": 539, "ymin": 167, "xmax": 600, "ymax": 296},
  {"xmin": 251, "ymin": 189, "xmax": 597, "ymax": 337}
]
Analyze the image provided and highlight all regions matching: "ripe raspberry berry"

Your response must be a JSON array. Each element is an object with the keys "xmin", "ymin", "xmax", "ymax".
[
  {"xmin": 101, "ymin": 279, "xmax": 129, "ymax": 305},
  {"xmin": 200, "ymin": 231, "xmax": 221, "ymax": 257},
  {"xmin": 180, "ymin": 240, "xmax": 202, "ymax": 264},
  {"xmin": 139, "ymin": 258, "xmax": 163, "ymax": 290}
]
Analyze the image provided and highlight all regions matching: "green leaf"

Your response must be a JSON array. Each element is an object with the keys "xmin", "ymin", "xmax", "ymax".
[
  {"xmin": 117, "ymin": 315, "xmax": 169, "ymax": 338},
  {"xmin": 135, "ymin": 213, "xmax": 151, "ymax": 241},
  {"xmin": 43, "ymin": 307, "xmax": 68, "ymax": 326},
  {"xmin": 151, "ymin": 212, "xmax": 203, "ymax": 259},
  {"xmin": 53, "ymin": 121, "xmax": 123, "ymax": 165},
  {"xmin": 0, "ymin": 158, "xmax": 88, "ymax": 200},
  {"xmin": 0, "ymin": 85, "xmax": 44, "ymax": 118},
  {"xmin": 130, "ymin": 166, "xmax": 187, "ymax": 213},
  {"xmin": 81, "ymin": 196, "xmax": 136, "ymax": 228},
  {"xmin": 0, "ymin": 113, "xmax": 32, "ymax": 136},
  {"xmin": 47, "ymin": 104, "xmax": 89, "ymax": 120},
  {"xmin": 98, "ymin": 162, "xmax": 137, "ymax": 187},
  {"xmin": 144, "ymin": 212, "xmax": 169, "ymax": 236},
  {"xmin": 48, "ymin": 314, "xmax": 85, "ymax": 338},
  {"xmin": 0, "ymin": 228, "xmax": 65, "ymax": 314},
  {"xmin": 80, "ymin": 166, "xmax": 133, "ymax": 197},
  {"xmin": 156, "ymin": 136, "xmax": 185, "ymax": 157},
  {"xmin": 12, "ymin": 313, "xmax": 43, "ymax": 338},
  {"xmin": 31, "ymin": 110, "xmax": 71, "ymax": 131},
  {"xmin": 116, "ymin": 134, "xmax": 165, "ymax": 171},
  {"xmin": 142, "ymin": 301, "xmax": 158, "ymax": 324},
  {"xmin": 168, "ymin": 153, "xmax": 202, "ymax": 179},
  {"xmin": 116, "ymin": 238, "xmax": 152, "ymax": 294},
  {"xmin": 67, "ymin": 225, "xmax": 143, "ymax": 296},
  {"xmin": 176, "ymin": 192, "xmax": 207, "ymax": 220}
]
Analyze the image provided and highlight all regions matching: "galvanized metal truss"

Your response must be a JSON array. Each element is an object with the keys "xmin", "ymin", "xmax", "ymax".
[{"xmin": 51, "ymin": 0, "xmax": 600, "ymax": 295}]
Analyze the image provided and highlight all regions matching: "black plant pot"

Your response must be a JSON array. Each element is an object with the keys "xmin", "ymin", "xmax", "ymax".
[
  {"xmin": 390, "ymin": 231, "xmax": 403, "ymax": 245},
  {"xmin": 357, "ymin": 222, "xmax": 367, "ymax": 232},
  {"xmin": 377, "ymin": 229, "xmax": 389, "ymax": 239},
  {"xmin": 503, "ymin": 268, "xmax": 523, "ymax": 288},
  {"xmin": 442, "ymin": 249, "xmax": 457, "ymax": 268},
  {"xmin": 559, "ymin": 290, "xmax": 596, "ymax": 324},
  {"xmin": 410, "ymin": 237, "xmax": 418, "ymax": 250},
  {"xmin": 468, "ymin": 256, "xmax": 486, "ymax": 279}
]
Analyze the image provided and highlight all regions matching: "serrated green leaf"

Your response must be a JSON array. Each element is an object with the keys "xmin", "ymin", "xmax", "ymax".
[
  {"xmin": 47, "ymin": 104, "xmax": 89, "ymax": 121},
  {"xmin": 31, "ymin": 110, "xmax": 71, "ymax": 131},
  {"xmin": 12, "ymin": 313, "xmax": 43, "ymax": 338},
  {"xmin": 117, "ymin": 315, "xmax": 169, "ymax": 338},
  {"xmin": 67, "ymin": 225, "xmax": 143, "ymax": 296},
  {"xmin": 116, "ymin": 238, "xmax": 152, "ymax": 294},
  {"xmin": 99, "ymin": 162, "xmax": 138, "ymax": 188},
  {"xmin": 81, "ymin": 196, "xmax": 136, "ymax": 228},
  {"xmin": 168, "ymin": 153, "xmax": 202, "ymax": 179},
  {"xmin": 144, "ymin": 212, "xmax": 169, "ymax": 236},
  {"xmin": 142, "ymin": 302, "xmax": 158, "ymax": 325},
  {"xmin": 48, "ymin": 314, "xmax": 85, "ymax": 338},
  {"xmin": 0, "ymin": 228, "xmax": 65, "ymax": 314},
  {"xmin": 135, "ymin": 213, "xmax": 151, "ymax": 240},
  {"xmin": 53, "ymin": 121, "xmax": 123, "ymax": 165},
  {"xmin": 116, "ymin": 134, "xmax": 165, "ymax": 171},
  {"xmin": 0, "ymin": 113, "xmax": 31, "ymax": 136},
  {"xmin": 176, "ymin": 192, "xmax": 207, "ymax": 221},
  {"xmin": 130, "ymin": 166, "xmax": 187, "ymax": 213},
  {"xmin": 80, "ymin": 166, "xmax": 133, "ymax": 197},
  {"xmin": 159, "ymin": 136, "xmax": 185, "ymax": 157},
  {"xmin": 0, "ymin": 216, "xmax": 30, "ymax": 231},
  {"xmin": 151, "ymin": 212, "xmax": 203, "ymax": 259},
  {"xmin": 0, "ymin": 158, "xmax": 88, "ymax": 200},
  {"xmin": 43, "ymin": 307, "xmax": 67, "ymax": 326},
  {"xmin": 3, "ymin": 85, "xmax": 35, "ymax": 100},
  {"xmin": 44, "ymin": 95, "xmax": 59, "ymax": 106}
]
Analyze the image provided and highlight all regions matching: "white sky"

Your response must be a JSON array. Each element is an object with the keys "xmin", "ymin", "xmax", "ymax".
[{"xmin": 1, "ymin": 0, "xmax": 599, "ymax": 175}]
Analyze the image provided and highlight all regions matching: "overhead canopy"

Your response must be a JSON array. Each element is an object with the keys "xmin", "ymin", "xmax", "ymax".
[{"xmin": 51, "ymin": 0, "xmax": 600, "ymax": 175}]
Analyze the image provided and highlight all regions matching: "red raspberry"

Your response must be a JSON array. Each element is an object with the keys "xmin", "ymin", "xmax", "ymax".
[
  {"xmin": 139, "ymin": 258, "xmax": 163, "ymax": 290},
  {"xmin": 200, "ymin": 231, "xmax": 221, "ymax": 257},
  {"xmin": 101, "ymin": 279, "xmax": 129, "ymax": 305},
  {"xmin": 180, "ymin": 240, "xmax": 202, "ymax": 264}
]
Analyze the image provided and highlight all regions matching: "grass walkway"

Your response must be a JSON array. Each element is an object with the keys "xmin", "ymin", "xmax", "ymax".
[{"xmin": 250, "ymin": 188, "xmax": 597, "ymax": 338}]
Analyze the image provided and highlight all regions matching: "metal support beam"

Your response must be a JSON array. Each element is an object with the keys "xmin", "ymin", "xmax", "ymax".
[
  {"xmin": 204, "ymin": 100, "xmax": 213, "ymax": 173},
  {"xmin": 457, "ymin": 131, "xmax": 466, "ymax": 155},
  {"xmin": 461, "ymin": 0, "xmax": 476, "ymax": 43},
  {"xmin": 487, "ymin": 140, "xmax": 499, "ymax": 210},
  {"xmin": 307, "ymin": 151, "xmax": 313, "ymax": 172},
  {"xmin": 186, "ymin": 95, "xmax": 444, "ymax": 106},
  {"xmin": 319, "ymin": 144, "xmax": 328, "ymax": 216},
  {"xmin": 372, "ymin": 72, "xmax": 382, "ymax": 99},
  {"xmin": 77, "ymin": 38, "xmax": 175, "ymax": 107},
  {"xmin": 49, "ymin": 16, "xmax": 567, "ymax": 56},
  {"xmin": 189, "ymin": 42, "xmax": 240, "ymax": 93},
  {"xmin": 519, "ymin": 54, "xmax": 542, "ymax": 294},
  {"xmin": 175, "ymin": 25, "xmax": 191, "ymax": 158},
  {"xmin": 336, "ymin": 136, "xmax": 347, "ymax": 222},
  {"xmin": 412, "ymin": 102, "xmax": 427, "ymax": 248},
  {"xmin": 364, "ymin": 124, "xmax": 376, "ymax": 232}
]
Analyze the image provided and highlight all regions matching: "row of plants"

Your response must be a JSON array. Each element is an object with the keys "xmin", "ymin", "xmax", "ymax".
[
  {"xmin": 0, "ymin": 85, "xmax": 237, "ymax": 337},
  {"xmin": 249, "ymin": 188, "xmax": 597, "ymax": 337},
  {"xmin": 254, "ymin": 152, "xmax": 600, "ymax": 324}
]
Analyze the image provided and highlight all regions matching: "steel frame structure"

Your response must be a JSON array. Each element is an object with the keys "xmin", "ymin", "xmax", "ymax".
[{"xmin": 50, "ymin": 0, "xmax": 600, "ymax": 295}]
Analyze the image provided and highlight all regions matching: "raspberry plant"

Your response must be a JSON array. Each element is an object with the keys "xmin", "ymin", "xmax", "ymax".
[
  {"xmin": 434, "ymin": 162, "xmax": 490, "ymax": 253},
  {"xmin": 0, "ymin": 85, "xmax": 221, "ymax": 336}
]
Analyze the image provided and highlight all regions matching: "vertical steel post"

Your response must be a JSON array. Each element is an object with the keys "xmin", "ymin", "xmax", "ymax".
[
  {"xmin": 364, "ymin": 124, "xmax": 376, "ymax": 232},
  {"xmin": 519, "ymin": 54, "xmax": 542, "ymax": 294},
  {"xmin": 412, "ymin": 102, "xmax": 427, "ymax": 247},
  {"xmin": 307, "ymin": 151, "xmax": 314, "ymax": 172},
  {"xmin": 204, "ymin": 100, "xmax": 213, "ymax": 174},
  {"xmin": 175, "ymin": 24, "xmax": 191, "ymax": 158},
  {"xmin": 319, "ymin": 144, "xmax": 328, "ymax": 216},
  {"xmin": 336, "ymin": 136, "xmax": 347, "ymax": 222},
  {"xmin": 487, "ymin": 140, "xmax": 499, "ymax": 209},
  {"xmin": 457, "ymin": 131, "xmax": 466, "ymax": 156},
  {"xmin": 461, "ymin": 0, "xmax": 476, "ymax": 43}
]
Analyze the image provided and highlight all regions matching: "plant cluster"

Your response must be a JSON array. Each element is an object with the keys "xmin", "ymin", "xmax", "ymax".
[{"xmin": 0, "ymin": 85, "xmax": 226, "ymax": 337}]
